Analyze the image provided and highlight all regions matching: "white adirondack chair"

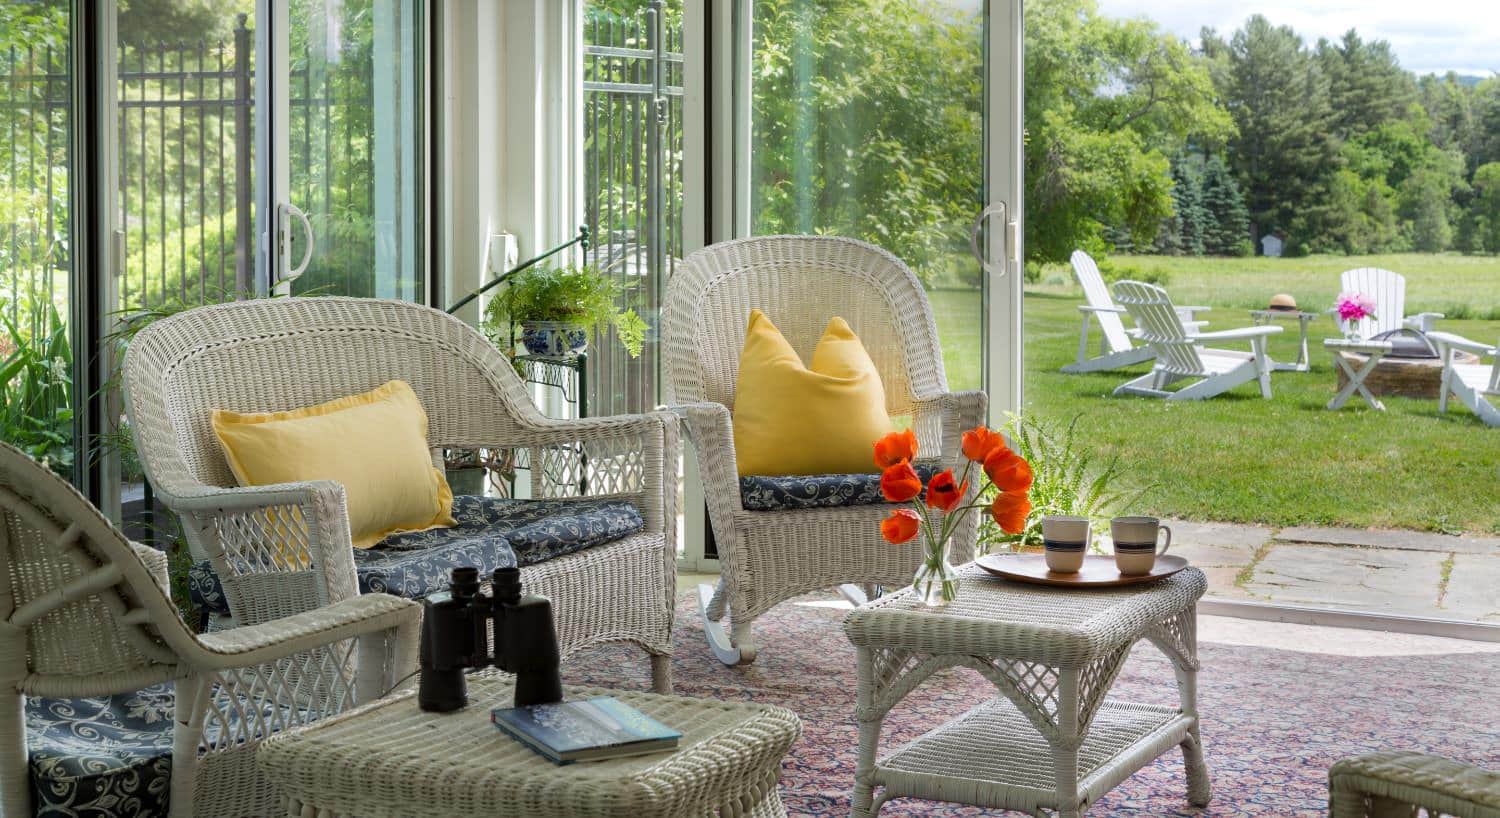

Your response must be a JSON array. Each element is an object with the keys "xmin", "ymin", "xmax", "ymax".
[
  {"xmin": 1429, "ymin": 332, "xmax": 1500, "ymax": 427},
  {"xmin": 1111, "ymin": 280, "xmax": 1282, "ymax": 401},
  {"xmin": 1063, "ymin": 250, "xmax": 1210, "ymax": 373},
  {"xmin": 1336, "ymin": 268, "xmax": 1444, "ymax": 337}
]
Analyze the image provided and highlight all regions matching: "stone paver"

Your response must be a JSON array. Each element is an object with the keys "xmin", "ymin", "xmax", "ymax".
[
  {"xmin": 1160, "ymin": 519, "xmax": 1269, "ymax": 570},
  {"xmin": 1442, "ymin": 554, "xmax": 1500, "ymax": 623},
  {"xmin": 1276, "ymin": 526, "xmax": 1500, "ymax": 555},
  {"xmin": 1240, "ymin": 543, "xmax": 1448, "ymax": 617}
]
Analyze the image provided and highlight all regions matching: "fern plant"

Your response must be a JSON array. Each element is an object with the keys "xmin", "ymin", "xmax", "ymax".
[
  {"xmin": 482, "ymin": 265, "xmax": 647, "ymax": 357},
  {"xmin": 978, "ymin": 413, "xmax": 1151, "ymax": 553}
]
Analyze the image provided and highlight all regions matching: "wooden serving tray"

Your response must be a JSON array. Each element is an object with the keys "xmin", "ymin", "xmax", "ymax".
[{"xmin": 975, "ymin": 553, "xmax": 1188, "ymax": 588}]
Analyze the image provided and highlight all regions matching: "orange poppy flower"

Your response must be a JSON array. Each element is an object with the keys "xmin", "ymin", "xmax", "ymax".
[
  {"xmin": 880, "ymin": 508, "xmax": 923, "ymax": 544},
  {"xmin": 961, "ymin": 427, "xmax": 1006, "ymax": 464},
  {"xmin": 873, "ymin": 428, "xmax": 919, "ymax": 469},
  {"xmin": 880, "ymin": 462, "xmax": 923, "ymax": 503},
  {"xmin": 990, "ymin": 491, "xmax": 1032, "ymax": 535},
  {"xmin": 983, "ymin": 447, "xmax": 1034, "ymax": 494},
  {"xmin": 925, "ymin": 469, "xmax": 968, "ymax": 513}
]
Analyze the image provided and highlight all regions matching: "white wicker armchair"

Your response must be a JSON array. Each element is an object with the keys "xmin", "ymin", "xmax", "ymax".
[
  {"xmin": 664, "ymin": 236, "xmax": 985, "ymax": 665},
  {"xmin": 122, "ymin": 297, "xmax": 678, "ymax": 691},
  {"xmin": 0, "ymin": 441, "xmax": 421, "ymax": 818},
  {"xmin": 1330, "ymin": 752, "xmax": 1500, "ymax": 818}
]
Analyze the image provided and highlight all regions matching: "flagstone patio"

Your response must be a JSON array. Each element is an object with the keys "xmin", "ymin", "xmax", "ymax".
[{"xmin": 1164, "ymin": 520, "xmax": 1500, "ymax": 623}]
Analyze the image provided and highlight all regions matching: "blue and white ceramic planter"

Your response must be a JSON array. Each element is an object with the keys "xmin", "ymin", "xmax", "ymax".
[{"xmin": 520, "ymin": 321, "xmax": 588, "ymax": 357}]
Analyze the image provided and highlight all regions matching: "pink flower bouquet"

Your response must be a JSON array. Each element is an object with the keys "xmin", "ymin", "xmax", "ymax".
[{"xmin": 1335, "ymin": 292, "xmax": 1377, "ymax": 324}]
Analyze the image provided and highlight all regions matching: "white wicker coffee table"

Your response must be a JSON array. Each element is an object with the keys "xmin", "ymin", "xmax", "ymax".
[
  {"xmin": 842, "ymin": 562, "xmax": 1210, "ymax": 818},
  {"xmin": 255, "ymin": 675, "xmax": 801, "ymax": 817}
]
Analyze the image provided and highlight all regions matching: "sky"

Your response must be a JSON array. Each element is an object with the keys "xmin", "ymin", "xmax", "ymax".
[{"xmin": 1096, "ymin": 0, "xmax": 1500, "ymax": 78}]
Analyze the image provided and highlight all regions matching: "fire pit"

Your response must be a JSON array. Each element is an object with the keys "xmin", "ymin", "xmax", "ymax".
[{"xmin": 1334, "ymin": 330, "xmax": 1477, "ymax": 399}]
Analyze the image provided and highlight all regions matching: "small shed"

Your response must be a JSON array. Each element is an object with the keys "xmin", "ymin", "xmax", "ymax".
[{"xmin": 1260, "ymin": 234, "xmax": 1284, "ymax": 258}]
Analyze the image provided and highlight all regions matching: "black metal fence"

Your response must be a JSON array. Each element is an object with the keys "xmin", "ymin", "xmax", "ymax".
[{"xmin": 583, "ymin": 0, "xmax": 684, "ymax": 416}]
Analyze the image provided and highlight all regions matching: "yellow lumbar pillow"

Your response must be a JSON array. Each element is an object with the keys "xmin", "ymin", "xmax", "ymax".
[
  {"xmin": 212, "ymin": 380, "xmax": 455, "ymax": 549},
  {"xmin": 732, "ymin": 309, "xmax": 895, "ymax": 477}
]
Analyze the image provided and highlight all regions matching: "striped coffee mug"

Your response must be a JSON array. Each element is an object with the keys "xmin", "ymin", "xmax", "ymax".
[
  {"xmin": 1042, "ymin": 515, "xmax": 1090, "ymax": 573},
  {"xmin": 1111, "ymin": 516, "xmax": 1172, "ymax": 576}
]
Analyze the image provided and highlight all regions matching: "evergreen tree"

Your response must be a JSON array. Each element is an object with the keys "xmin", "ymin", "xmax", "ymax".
[
  {"xmin": 1155, "ymin": 158, "xmax": 1208, "ymax": 255},
  {"xmin": 1208, "ymin": 17, "xmax": 1339, "ymax": 251},
  {"xmin": 1317, "ymin": 30, "xmax": 1417, "ymax": 138},
  {"xmin": 1199, "ymin": 155, "xmax": 1251, "ymax": 255}
]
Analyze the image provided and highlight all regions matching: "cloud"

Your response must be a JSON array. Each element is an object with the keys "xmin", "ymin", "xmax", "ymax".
[{"xmin": 1095, "ymin": 0, "xmax": 1500, "ymax": 76}]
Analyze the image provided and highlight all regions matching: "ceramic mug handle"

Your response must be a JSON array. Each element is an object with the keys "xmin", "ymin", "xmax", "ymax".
[{"xmin": 1157, "ymin": 524, "xmax": 1173, "ymax": 555}]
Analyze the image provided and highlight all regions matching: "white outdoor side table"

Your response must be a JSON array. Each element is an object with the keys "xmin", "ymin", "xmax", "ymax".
[
  {"xmin": 842, "ymin": 563, "xmax": 1210, "ymax": 818},
  {"xmin": 256, "ymin": 676, "xmax": 801, "ymax": 818},
  {"xmin": 1250, "ymin": 309, "xmax": 1319, "ymax": 372},
  {"xmin": 1325, "ymin": 338, "xmax": 1395, "ymax": 411}
]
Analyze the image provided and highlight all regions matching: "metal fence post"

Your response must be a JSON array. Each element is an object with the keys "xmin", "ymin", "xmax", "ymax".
[{"xmin": 233, "ymin": 14, "xmax": 253, "ymax": 298}]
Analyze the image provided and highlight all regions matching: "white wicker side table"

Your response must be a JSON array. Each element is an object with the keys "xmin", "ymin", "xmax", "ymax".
[
  {"xmin": 842, "ymin": 563, "xmax": 1210, "ymax": 818},
  {"xmin": 255, "ymin": 675, "xmax": 802, "ymax": 817}
]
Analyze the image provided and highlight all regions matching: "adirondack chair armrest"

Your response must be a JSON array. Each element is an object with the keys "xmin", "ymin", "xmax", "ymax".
[
  {"xmin": 1428, "ymin": 332, "xmax": 1496, "ymax": 359},
  {"xmin": 1077, "ymin": 304, "xmax": 1126, "ymax": 314},
  {"xmin": 1175, "ymin": 305, "xmax": 1211, "ymax": 317},
  {"xmin": 1404, "ymin": 312, "xmax": 1445, "ymax": 332},
  {"xmin": 1189, "ymin": 326, "xmax": 1283, "ymax": 342}
]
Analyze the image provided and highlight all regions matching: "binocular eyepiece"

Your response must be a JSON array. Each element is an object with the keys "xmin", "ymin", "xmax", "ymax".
[{"xmin": 418, "ymin": 566, "xmax": 563, "ymax": 712}]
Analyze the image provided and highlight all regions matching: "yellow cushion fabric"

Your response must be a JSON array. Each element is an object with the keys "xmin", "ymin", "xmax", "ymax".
[
  {"xmin": 212, "ymin": 380, "xmax": 455, "ymax": 549},
  {"xmin": 732, "ymin": 309, "xmax": 894, "ymax": 477}
]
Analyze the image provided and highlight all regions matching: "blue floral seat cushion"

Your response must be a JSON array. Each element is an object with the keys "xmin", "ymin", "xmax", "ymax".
[
  {"xmin": 190, "ymin": 495, "xmax": 644, "ymax": 617},
  {"xmin": 27, "ymin": 684, "xmax": 174, "ymax": 816},
  {"xmin": 739, "ymin": 462, "xmax": 941, "ymax": 512}
]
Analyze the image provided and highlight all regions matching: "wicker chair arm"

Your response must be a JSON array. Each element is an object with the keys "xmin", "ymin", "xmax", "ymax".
[
  {"xmin": 158, "ymin": 479, "xmax": 361, "ymax": 616},
  {"xmin": 1330, "ymin": 752, "xmax": 1500, "ymax": 818},
  {"xmin": 508, "ymin": 410, "xmax": 676, "ymax": 445},
  {"xmin": 192, "ymin": 593, "xmax": 420, "ymax": 669},
  {"xmin": 129, "ymin": 541, "xmax": 170, "ymax": 590},
  {"xmin": 671, "ymin": 401, "xmax": 744, "ymax": 510},
  {"xmin": 912, "ymin": 389, "xmax": 988, "ymax": 457}
]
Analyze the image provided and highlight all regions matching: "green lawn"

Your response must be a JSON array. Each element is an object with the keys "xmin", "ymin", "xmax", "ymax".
[{"xmin": 928, "ymin": 254, "xmax": 1500, "ymax": 534}]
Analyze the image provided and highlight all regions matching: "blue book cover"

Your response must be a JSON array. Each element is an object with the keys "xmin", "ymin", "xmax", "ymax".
[{"xmin": 491, "ymin": 697, "xmax": 682, "ymax": 764}]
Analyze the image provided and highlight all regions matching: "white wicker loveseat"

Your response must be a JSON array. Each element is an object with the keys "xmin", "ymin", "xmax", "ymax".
[
  {"xmin": 664, "ymin": 235, "xmax": 985, "ymax": 665},
  {"xmin": 0, "ymin": 441, "xmax": 422, "ymax": 818},
  {"xmin": 122, "ymin": 297, "xmax": 678, "ymax": 691}
]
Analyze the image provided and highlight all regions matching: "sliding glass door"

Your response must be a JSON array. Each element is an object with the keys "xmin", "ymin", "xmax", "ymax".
[
  {"xmin": 272, "ymin": 0, "xmax": 424, "ymax": 299},
  {"xmin": 733, "ymin": 0, "xmax": 1023, "ymax": 404},
  {"xmin": 0, "ymin": 0, "xmax": 76, "ymax": 480}
]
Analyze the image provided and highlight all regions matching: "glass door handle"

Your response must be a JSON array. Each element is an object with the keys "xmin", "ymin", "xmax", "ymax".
[
  {"xmin": 277, "ymin": 202, "xmax": 315, "ymax": 284},
  {"xmin": 969, "ymin": 202, "xmax": 1020, "ymax": 278}
]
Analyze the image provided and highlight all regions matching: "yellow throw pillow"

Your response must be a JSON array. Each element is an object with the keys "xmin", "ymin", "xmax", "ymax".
[
  {"xmin": 732, "ymin": 309, "xmax": 895, "ymax": 476},
  {"xmin": 212, "ymin": 380, "xmax": 455, "ymax": 549}
]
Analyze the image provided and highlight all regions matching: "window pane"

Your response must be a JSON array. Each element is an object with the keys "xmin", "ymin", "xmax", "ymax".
[
  {"xmin": 747, "ymin": 0, "xmax": 986, "ymax": 392},
  {"xmin": 0, "ymin": 0, "xmax": 75, "ymax": 479},
  {"xmin": 288, "ymin": 0, "xmax": 424, "ymax": 300}
]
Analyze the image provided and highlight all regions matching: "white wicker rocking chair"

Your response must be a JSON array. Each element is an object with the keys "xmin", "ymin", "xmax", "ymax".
[
  {"xmin": 122, "ymin": 297, "xmax": 679, "ymax": 691},
  {"xmin": 664, "ymin": 236, "xmax": 985, "ymax": 665},
  {"xmin": 0, "ymin": 441, "xmax": 421, "ymax": 818}
]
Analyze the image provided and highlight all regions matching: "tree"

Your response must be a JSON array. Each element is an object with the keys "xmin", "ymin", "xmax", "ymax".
[
  {"xmin": 1154, "ymin": 157, "xmax": 1207, "ymax": 256},
  {"xmin": 1206, "ymin": 17, "xmax": 1338, "ymax": 253},
  {"xmin": 1024, "ymin": 0, "xmax": 1231, "ymax": 262},
  {"xmin": 1465, "ymin": 162, "xmax": 1500, "ymax": 253},
  {"xmin": 1198, "ymin": 155, "xmax": 1251, "ymax": 255},
  {"xmin": 1316, "ymin": 30, "xmax": 1417, "ymax": 138}
]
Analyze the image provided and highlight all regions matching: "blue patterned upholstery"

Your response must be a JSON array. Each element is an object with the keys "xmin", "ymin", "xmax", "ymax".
[
  {"xmin": 27, "ymin": 685, "xmax": 174, "ymax": 816},
  {"xmin": 190, "ymin": 495, "xmax": 644, "ymax": 617},
  {"xmin": 739, "ymin": 462, "xmax": 941, "ymax": 512}
]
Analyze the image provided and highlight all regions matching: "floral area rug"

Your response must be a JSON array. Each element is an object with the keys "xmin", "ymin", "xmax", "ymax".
[{"xmin": 567, "ymin": 589, "xmax": 1500, "ymax": 817}]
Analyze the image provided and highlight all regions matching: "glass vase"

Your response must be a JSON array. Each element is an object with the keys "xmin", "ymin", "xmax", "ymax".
[{"xmin": 911, "ymin": 542, "xmax": 960, "ymax": 607}]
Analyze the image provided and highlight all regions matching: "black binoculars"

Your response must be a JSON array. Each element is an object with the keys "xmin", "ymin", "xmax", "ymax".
[{"xmin": 418, "ymin": 565, "xmax": 563, "ymax": 712}]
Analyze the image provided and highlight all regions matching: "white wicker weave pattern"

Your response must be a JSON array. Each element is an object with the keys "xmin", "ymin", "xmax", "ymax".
[
  {"xmin": 843, "ymin": 565, "xmax": 1211, "ymax": 817},
  {"xmin": 121, "ymin": 297, "xmax": 679, "ymax": 691},
  {"xmin": 664, "ymin": 236, "xmax": 985, "ymax": 664},
  {"xmin": 1330, "ymin": 752, "xmax": 1500, "ymax": 818},
  {"xmin": 255, "ymin": 675, "xmax": 803, "ymax": 818},
  {"xmin": 0, "ymin": 442, "xmax": 421, "ymax": 818}
]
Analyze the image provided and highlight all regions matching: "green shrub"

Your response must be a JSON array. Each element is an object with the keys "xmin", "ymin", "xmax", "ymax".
[
  {"xmin": 0, "ymin": 299, "xmax": 73, "ymax": 475},
  {"xmin": 978, "ymin": 413, "xmax": 1150, "ymax": 553}
]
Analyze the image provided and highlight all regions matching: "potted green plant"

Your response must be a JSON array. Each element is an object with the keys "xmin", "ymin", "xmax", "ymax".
[{"xmin": 482, "ymin": 265, "xmax": 648, "ymax": 358}]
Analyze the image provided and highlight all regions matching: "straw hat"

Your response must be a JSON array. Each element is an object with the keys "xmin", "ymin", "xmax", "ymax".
[{"xmin": 1267, "ymin": 293, "xmax": 1298, "ymax": 311}]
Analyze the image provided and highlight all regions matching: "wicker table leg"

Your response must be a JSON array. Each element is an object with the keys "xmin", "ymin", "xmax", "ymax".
[
  {"xmin": 1051, "ymin": 672, "xmax": 1085, "ymax": 818},
  {"xmin": 852, "ymin": 647, "xmax": 883, "ymax": 818}
]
